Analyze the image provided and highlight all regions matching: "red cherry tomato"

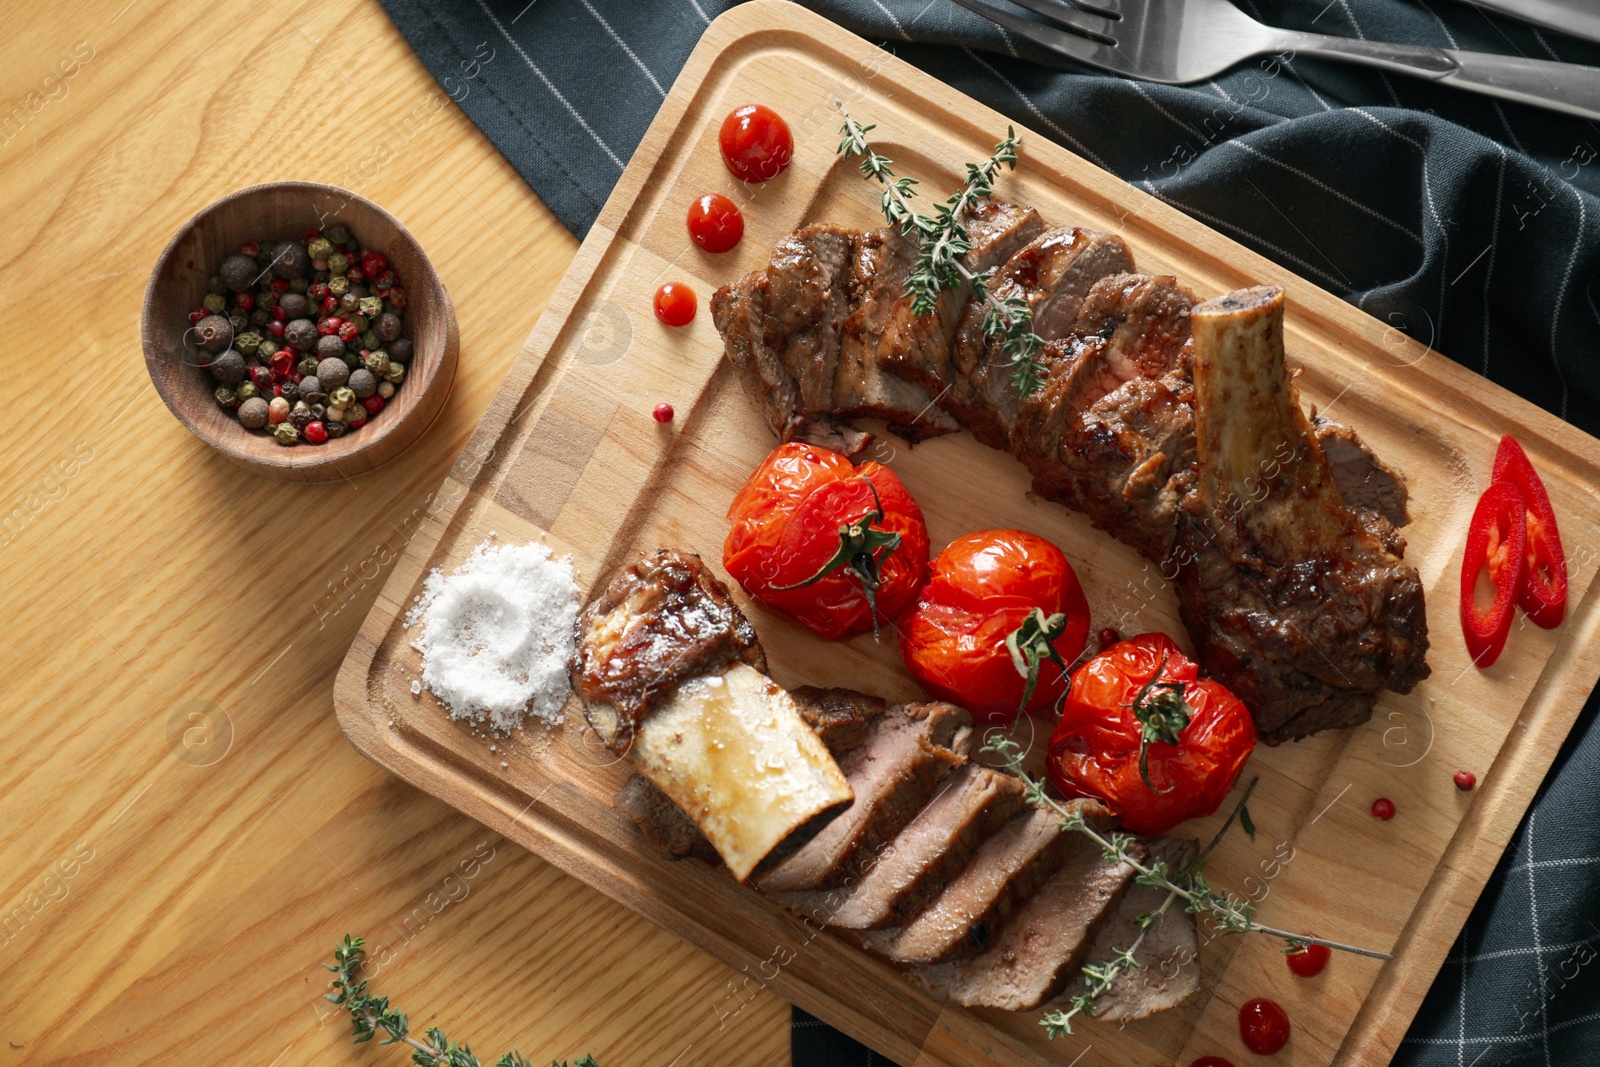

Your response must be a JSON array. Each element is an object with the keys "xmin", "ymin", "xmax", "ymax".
[
  {"xmin": 1190, "ymin": 1059, "xmax": 1236, "ymax": 1067},
  {"xmin": 1047, "ymin": 633, "xmax": 1256, "ymax": 834},
  {"xmin": 653, "ymin": 282, "xmax": 697, "ymax": 326},
  {"xmin": 718, "ymin": 104, "xmax": 793, "ymax": 183},
  {"xmin": 1286, "ymin": 940, "xmax": 1330, "ymax": 978},
  {"xmin": 899, "ymin": 530, "xmax": 1089, "ymax": 724},
  {"xmin": 1239, "ymin": 998, "xmax": 1291, "ymax": 1055},
  {"xmin": 724, "ymin": 442, "xmax": 929, "ymax": 641},
  {"xmin": 687, "ymin": 192, "xmax": 744, "ymax": 253}
]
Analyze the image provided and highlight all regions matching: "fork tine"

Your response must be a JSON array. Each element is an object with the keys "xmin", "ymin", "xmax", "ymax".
[
  {"xmin": 949, "ymin": 0, "xmax": 1126, "ymax": 72},
  {"xmin": 1004, "ymin": 0, "xmax": 1116, "ymax": 40}
]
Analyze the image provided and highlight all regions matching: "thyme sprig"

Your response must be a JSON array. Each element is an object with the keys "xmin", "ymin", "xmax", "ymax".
[
  {"xmin": 327, "ymin": 936, "xmax": 600, "ymax": 1067},
  {"xmin": 978, "ymin": 737, "xmax": 1392, "ymax": 1039},
  {"xmin": 835, "ymin": 107, "xmax": 1048, "ymax": 396}
]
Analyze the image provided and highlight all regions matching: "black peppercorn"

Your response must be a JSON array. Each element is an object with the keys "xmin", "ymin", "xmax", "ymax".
[
  {"xmin": 289, "ymin": 402, "xmax": 314, "ymax": 431},
  {"xmin": 387, "ymin": 337, "xmax": 413, "ymax": 364},
  {"xmin": 278, "ymin": 292, "xmax": 309, "ymax": 319},
  {"xmin": 375, "ymin": 312, "xmax": 402, "ymax": 343},
  {"xmin": 271, "ymin": 241, "xmax": 309, "ymax": 279},
  {"xmin": 194, "ymin": 314, "xmax": 234, "ymax": 353},
  {"xmin": 220, "ymin": 254, "xmax": 258, "ymax": 292},
  {"xmin": 285, "ymin": 318, "xmax": 317, "ymax": 351},
  {"xmin": 209, "ymin": 349, "xmax": 246, "ymax": 386},
  {"xmin": 325, "ymin": 419, "xmax": 348, "ymax": 440},
  {"xmin": 279, "ymin": 379, "xmax": 299, "ymax": 403}
]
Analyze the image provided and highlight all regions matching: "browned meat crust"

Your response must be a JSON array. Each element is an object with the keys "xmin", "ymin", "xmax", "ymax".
[{"xmin": 568, "ymin": 550, "xmax": 764, "ymax": 752}]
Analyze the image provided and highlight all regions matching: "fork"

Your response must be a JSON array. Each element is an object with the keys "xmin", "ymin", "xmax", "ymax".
[{"xmin": 952, "ymin": 0, "xmax": 1600, "ymax": 122}]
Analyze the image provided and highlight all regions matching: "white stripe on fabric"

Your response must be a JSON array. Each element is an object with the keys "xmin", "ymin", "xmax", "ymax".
[
  {"xmin": 1482, "ymin": 144, "xmax": 1506, "ymax": 375},
  {"xmin": 868, "ymin": 0, "xmax": 911, "ymax": 41},
  {"xmin": 1128, "ymin": 79, "xmax": 1201, "ymax": 139},
  {"xmin": 1225, "ymin": 138, "xmax": 1422, "ymax": 243},
  {"xmin": 961, "ymin": 47, "xmax": 1113, "ymax": 171},
  {"xmin": 1550, "ymin": 188, "xmax": 1583, "ymax": 420},
  {"xmin": 681, "ymin": 0, "xmax": 711, "ymax": 25},
  {"xmin": 580, "ymin": 0, "xmax": 665, "ymax": 97},
  {"xmin": 475, "ymin": 0, "xmax": 626, "ymax": 170},
  {"xmin": 1350, "ymin": 107, "xmax": 1449, "ymax": 329},
  {"xmin": 1335, "ymin": 0, "xmax": 1402, "ymax": 106},
  {"xmin": 997, "ymin": 25, "xmax": 1020, "ymax": 59},
  {"xmin": 1527, "ymin": 812, "xmax": 1554, "ymax": 1067}
]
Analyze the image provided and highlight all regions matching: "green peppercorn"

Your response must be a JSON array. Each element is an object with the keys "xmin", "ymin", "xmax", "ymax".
[
  {"xmin": 325, "ymin": 225, "xmax": 350, "ymax": 244},
  {"xmin": 202, "ymin": 292, "xmax": 226, "ymax": 314},
  {"xmin": 327, "ymin": 252, "xmax": 349, "ymax": 275},
  {"xmin": 258, "ymin": 338, "xmax": 280, "ymax": 358},
  {"xmin": 328, "ymin": 274, "xmax": 350, "ymax": 297},
  {"xmin": 307, "ymin": 236, "xmax": 334, "ymax": 261},
  {"xmin": 235, "ymin": 381, "xmax": 260, "ymax": 402},
  {"xmin": 363, "ymin": 351, "xmax": 390, "ymax": 376},
  {"xmin": 238, "ymin": 396, "xmax": 270, "ymax": 429},
  {"xmin": 383, "ymin": 362, "xmax": 405, "ymax": 385},
  {"xmin": 358, "ymin": 296, "xmax": 383, "ymax": 319},
  {"xmin": 297, "ymin": 356, "xmax": 319, "ymax": 377},
  {"xmin": 289, "ymin": 276, "xmax": 310, "ymax": 293},
  {"xmin": 207, "ymin": 275, "xmax": 226, "ymax": 296},
  {"xmin": 273, "ymin": 421, "xmax": 299, "ymax": 446},
  {"xmin": 360, "ymin": 329, "xmax": 379, "ymax": 350},
  {"xmin": 228, "ymin": 309, "xmax": 249, "ymax": 333},
  {"xmin": 236, "ymin": 331, "xmax": 263, "ymax": 356},
  {"xmin": 250, "ymin": 308, "xmax": 270, "ymax": 327},
  {"xmin": 329, "ymin": 385, "xmax": 355, "ymax": 409},
  {"xmin": 214, "ymin": 385, "xmax": 238, "ymax": 408}
]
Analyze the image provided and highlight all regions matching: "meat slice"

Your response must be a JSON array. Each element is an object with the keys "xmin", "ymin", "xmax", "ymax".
[
  {"xmin": 1175, "ymin": 286, "xmax": 1430, "ymax": 740},
  {"xmin": 1314, "ymin": 416, "xmax": 1410, "ymax": 527},
  {"xmin": 914, "ymin": 835, "xmax": 1142, "ymax": 1010},
  {"xmin": 862, "ymin": 804, "xmax": 1093, "ymax": 965},
  {"xmin": 943, "ymin": 231, "xmax": 1136, "ymax": 451},
  {"xmin": 616, "ymin": 774, "xmax": 719, "ymax": 862},
  {"xmin": 1059, "ymin": 840, "xmax": 1201, "ymax": 1021},
  {"xmin": 790, "ymin": 685, "xmax": 887, "ymax": 754},
  {"xmin": 779, "ymin": 763, "xmax": 1026, "ymax": 931},
  {"xmin": 756, "ymin": 701, "xmax": 972, "ymax": 893}
]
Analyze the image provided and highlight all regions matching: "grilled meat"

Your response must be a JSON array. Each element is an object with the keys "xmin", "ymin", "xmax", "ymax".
[{"xmin": 1176, "ymin": 287, "xmax": 1429, "ymax": 739}]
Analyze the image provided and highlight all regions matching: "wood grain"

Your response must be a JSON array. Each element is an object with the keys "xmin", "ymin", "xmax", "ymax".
[
  {"xmin": 335, "ymin": 5, "xmax": 1600, "ymax": 1067},
  {"xmin": 0, "ymin": 1, "xmax": 789, "ymax": 1065}
]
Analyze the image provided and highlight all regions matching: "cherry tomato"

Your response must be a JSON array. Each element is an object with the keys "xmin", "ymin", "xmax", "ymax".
[
  {"xmin": 1191, "ymin": 1059, "xmax": 1236, "ymax": 1067},
  {"xmin": 687, "ymin": 192, "xmax": 744, "ymax": 253},
  {"xmin": 724, "ymin": 442, "xmax": 929, "ymax": 641},
  {"xmin": 899, "ymin": 530, "xmax": 1089, "ymax": 724},
  {"xmin": 653, "ymin": 282, "xmax": 697, "ymax": 326},
  {"xmin": 1047, "ymin": 633, "xmax": 1256, "ymax": 834},
  {"xmin": 1286, "ymin": 940, "xmax": 1330, "ymax": 978},
  {"xmin": 718, "ymin": 103, "xmax": 793, "ymax": 183},
  {"xmin": 1239, "ymin": 998, "xmax": 1291, "ymax": 1055}
]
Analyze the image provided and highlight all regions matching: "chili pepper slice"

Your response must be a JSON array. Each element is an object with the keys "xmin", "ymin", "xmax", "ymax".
[
  {"xmin": 1492, "ymin": 435, "xmax": 1567, "ymax": 629},
  {"xmin": 1460, "ymin": 479, "xmax": 1528, "ymax": 668}
]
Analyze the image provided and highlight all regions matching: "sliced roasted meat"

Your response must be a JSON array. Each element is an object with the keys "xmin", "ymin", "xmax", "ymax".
[
  {"xmin": 790, "ymin": 685, "xmax": 887, "ymax": 754},
  {"xmin": 1175, "ymin": 287, "xmax": 1430, "ymax": 741},
  {"xmin": 915, "ymin": 834, "xmax": 1142, "ymax": 1010},
  {"xmin": 616, "ymin": 774, "xmax": 719, "ymax": 862},
  {"xmin": 862, "ymin": 803, "xmax": 1096, "ymax": 965},
  {"xmin": 781, "ymin": 763, "xmax": 1026, "ymax": 931},
  {"xmin": 757, "ymin": 701, "xmax": 972, "ymax": 893},
  {"xmin": 1314, "ymin": 415, "xmax": 1410, "ymax": 528},
  {"xmin": 942, "ymin": 231, "xmax": 1135, "ymax": 450},
  {"xmin": 1059, "ymin": 840, "xmax": 1201, "ymax": 1021}
]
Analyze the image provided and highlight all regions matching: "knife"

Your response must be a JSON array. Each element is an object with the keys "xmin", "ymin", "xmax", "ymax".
[{"xmin": 1456, "ymin": 0, "xmax": 1600, "ymax": 48}]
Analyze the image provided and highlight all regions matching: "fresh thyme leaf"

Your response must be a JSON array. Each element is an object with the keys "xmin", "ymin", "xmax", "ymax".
[
  {"xmin": 1239, "ymin": 803, "xmax": 1257, "ymax": 841},
  {"xmin": 327, "ymin": 937, "xmax": 599, "ymax": 1067},
  {"xmin": 836, "ymin": 107, "xmax": 1047, "ymax": 395}
]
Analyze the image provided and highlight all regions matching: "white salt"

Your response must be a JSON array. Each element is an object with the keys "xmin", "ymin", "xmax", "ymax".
[{"xmin": 405, "ymin": 540, "xmax": 579, "ymax": 732}]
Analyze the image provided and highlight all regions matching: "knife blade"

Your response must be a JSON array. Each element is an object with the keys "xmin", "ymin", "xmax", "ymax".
[{"xmin": 1456, "ymin": 0, "xmax": 1600, "ymax": 48}]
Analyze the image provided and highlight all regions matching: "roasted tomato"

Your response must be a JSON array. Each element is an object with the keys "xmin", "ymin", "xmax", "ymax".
[
  {"xmin": 1048, "ymin": 633, "xmax": 1255, "ymax": 834},
  {"xmin": 899, "ymin": 529, "xmax": 1090, "ymax": 724},
  {"xmin": 724, "ymin": 442, "xmax": 930, "ymax": 640}
]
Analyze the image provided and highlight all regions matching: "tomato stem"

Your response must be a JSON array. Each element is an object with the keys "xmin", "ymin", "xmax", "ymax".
[
  {"xmin": 772, "ymin": 476, "xmax": 902, "ymax": 640},
  {"xmin": 1005, "ymin": 607, "xmax": 1071, "ymax": 716},
  {"xmin": 1124, "ymin": 652, "xmax": 1194, "ymax": 795}
]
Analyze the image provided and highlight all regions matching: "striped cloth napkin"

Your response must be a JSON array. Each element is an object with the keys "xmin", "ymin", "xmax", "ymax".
[{"xmin": 375, "ymin": 1, "xmax": 1600, "ymax": 1063}]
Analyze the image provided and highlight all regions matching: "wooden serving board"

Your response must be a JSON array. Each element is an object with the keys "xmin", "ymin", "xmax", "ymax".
[{"xmin": 335, "ymin": 4, "xmax": 1600, "ymax": 1064}]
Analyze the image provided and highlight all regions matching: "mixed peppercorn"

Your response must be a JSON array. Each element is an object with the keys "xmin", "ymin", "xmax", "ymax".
[{"xmin": 189, "ymin": 225, "xmax": 414, "ymax": 446}]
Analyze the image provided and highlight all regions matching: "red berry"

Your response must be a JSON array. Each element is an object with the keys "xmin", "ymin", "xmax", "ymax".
[
  {"xmin": 346, "ymin": 266, "xmax": 365, "ymax": 283},
  {"xmin": 1372, "ymin": 797, "xmax": 1396, "ymax": 820},
  {"xmin": 272, "ymin": 304, "xmax": 287, "ymax": 322},
  {"xmin": 321, "ymin": 295, "xmax": 339, "ymax": 315},
  {"xmin": 1454, "ymin": 770, "xmax": 1477, "ymax": 791},
  {"xmin": 303, "ymin": 420, "xmax": 328, "ymax": 444},
  {"xmin": 361, "ymin": 394, "xmax": 385, "ymax": 414},
  {"xmin": 376, "ymin": 269, "xmax": 397, "ymax": 291},
  {"xmin": 1239, "ymin": 998, "xmax": 1290, "ymax": 1055},
  {"xmin": 235, "ymin": 292, "xmax": 254, "ymax": 310},
  {"xmin": 188, "ymin": 307, "xmax": 208, "ymax": 324},
  {"xmin": 1190, "ymin": 1059, "xmax": 1236, "ymax": 1067},
  {"xmin": 338, "ymin": 321, "xmax": 360, "ymax": 342},
  {"xmin": 271, "ymin": 278, "xmax": 290, "ymax": 295},
  {"xmin": 303, "ymin": 229, "xmax": 320, "ymax": 243},
  {"xmin": 267, "ymin": 320, "xmax": 286, "ymax": 338},
  {"xmin": 652, "ymin": 403, "xmax": 674, "ymax": 424},
  {"xmin": 1098, "ymin": 627, "xmax": 1121, "ymax": 648},
  {"xmin": 318, "ymin": 317, "xmax": 341, "ymax": 336},
  {"xmin": 387, "ymin": 287, "xmax": 406, "ymax": 309},
  {"xmin": 653, "ymin": 283, "xmax": 697, "ymax": 327},
  {"xmin": 1286, "ymin": 940, "xmax": 1331, "ymax": 978},
  {"xmin": 362, "ymin": 252, "xmax": 388, "ymax": 278},
  {"xmin": 241, "ymin": 241, "xmax": 260, "ymax": 257},
  {"xmin": 270, "ymin": 351, "xmax": 294, "ymax": 375},
  {"xmin": 309, "ymin": 282, "xmax": 330, "ymax": 301},
  {"xmin": 272, "ymin": 384, "xmax": 283, "ymax": 397},
  {"xmin": 250, "ymin": 366, "xmax": 273, "ymax": 389}
]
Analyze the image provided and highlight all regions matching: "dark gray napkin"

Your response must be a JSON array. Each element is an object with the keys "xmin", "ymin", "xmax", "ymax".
[{"xmin": 375, "ymin": 1, "xmax": 1600, "ymax": 1063}]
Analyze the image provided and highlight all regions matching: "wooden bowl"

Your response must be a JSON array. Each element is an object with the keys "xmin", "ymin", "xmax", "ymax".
[{"xmin": 142, "ymin": 182, "xmax": 458, "ymax": 482}]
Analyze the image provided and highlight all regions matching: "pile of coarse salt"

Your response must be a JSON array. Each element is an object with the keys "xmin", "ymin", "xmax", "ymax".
[{"xmin": 405, "ymin": 539, "xmax": 579, "ymax": 732}]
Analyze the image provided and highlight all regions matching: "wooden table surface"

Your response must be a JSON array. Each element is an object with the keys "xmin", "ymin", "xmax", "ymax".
[{"xmin": 0, "ymin": 2, "xmax": 789, "ymax": 1064}]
